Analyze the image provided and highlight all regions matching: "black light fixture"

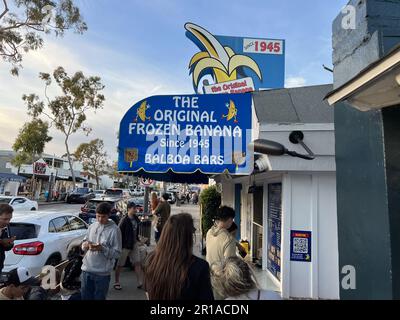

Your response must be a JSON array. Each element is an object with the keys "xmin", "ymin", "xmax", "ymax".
[{"xmin": 252, "ymin": 131, "xmax": 315, "ymax": 160}]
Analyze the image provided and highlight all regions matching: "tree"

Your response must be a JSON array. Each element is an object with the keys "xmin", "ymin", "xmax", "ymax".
[
  {"xmin": 12, "ymin": 118, "xmax": 52, "ymax": 168},
  {"xmin": 109, "ymin": 160, "xmax": 124, "ymax": 186},
  {"xmin": 73, "ymin": 139, "xmax": 108, "ymax": 190},
  {"xmin": 0, "ymin": 0, "xmax": 87, "ymax": 75},
  {"xmin": 12, "ymin": 118, "xmax": 52, "ymax": 197},
  {"xmin": 23, "ymin": 66, "xmax": 105, "ymax": 187},
  {"xmin": 199, "ymin": 185, "xmax": 221, "ymax": 239}
]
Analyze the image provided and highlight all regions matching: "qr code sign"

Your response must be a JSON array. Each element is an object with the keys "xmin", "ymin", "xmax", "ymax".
[{"xmin": 293, "ymin": 237, "xmax": 308, "ymax": 254}]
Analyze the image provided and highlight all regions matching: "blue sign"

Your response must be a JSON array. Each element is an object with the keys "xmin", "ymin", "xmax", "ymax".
[
  {"xmin": 118, "ymin": 94, "xmax": 253, "ymax": 175},
  {"xmin": 185, "ymin": 23, "xmax": 285, "ymax": 94},
  {"xmin": 290, "ymin": 230, "xmax": 312, "ymax": 262}
]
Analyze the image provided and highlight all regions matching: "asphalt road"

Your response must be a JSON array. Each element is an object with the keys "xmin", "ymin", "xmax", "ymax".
[{"xmin": 38, "ymin": 203, "xmax": 82, "ymax": 215}]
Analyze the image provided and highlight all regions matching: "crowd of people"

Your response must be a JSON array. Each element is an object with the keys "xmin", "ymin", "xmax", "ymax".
[{"xmin": 0, "ymin": 195, "xmax": 281, "ymax": 300}]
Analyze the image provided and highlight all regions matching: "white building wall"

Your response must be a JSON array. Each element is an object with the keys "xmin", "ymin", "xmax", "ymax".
[
  {"xmin": 221, "ymin": 182, "xmax": 234, "ymax": 207},
  {"xmin": 281, "ymin": 172, "xmax": 339, "ymax": 299}
]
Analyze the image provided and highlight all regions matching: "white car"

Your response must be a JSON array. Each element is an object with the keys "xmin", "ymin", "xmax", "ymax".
[
  {"xmin": 0, "ymin": 196, "xmax": 38, "ymax": 211},
  {"xmin": 3, "ymin": 211, "xmax": 88, "ymax": 276}
]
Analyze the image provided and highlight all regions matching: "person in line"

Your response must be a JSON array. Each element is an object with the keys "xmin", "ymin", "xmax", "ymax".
[
  {"xmin": 0, "ymin": 267, "xmax": 39, "ymax": 300},
  {"xmin": 114, "ymin": 201, "xmax": 144, "ymax": 290},
  {"xmin": 152, "ymin": 193, "xmax": 171, "ymax": 243},
  {"xmin": 81, "ymin": 202, "xmax": 122, "ymax": 300},
  {"xmin": 150, "ymin": 192, "xmax": 159, "ymax": 212},
  {"xmin": 144, "ymin": 213, "xmax": 214, "ymax": 300},
  {"xmin": 211, "ymin": 256, "xmax": 282, "ymax": 300},
  {"xmin": 0, "ymin": 204, "xmax": 15, "ymax": 273},
  {"xmin": 206, "ymin": 206, "xmax": 237, "ymax": 268}
]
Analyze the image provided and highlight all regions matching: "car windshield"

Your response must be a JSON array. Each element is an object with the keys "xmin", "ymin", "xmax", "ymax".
[
  {"xmin": 104, "ymin": 189, "xmax": 122, "ymax": 196},
  {"xmin": 74, "ymin": 188, "xmax": 89, "ymax": 194},
  {"xmin": 132, "ymin": 198, "xmax": 144, "ymax": 205},
  {"xmin": 0, "ymin": 198, "xmax": 10, "ymax": 204},
  {"xmin": 8, "ymin": 223, "xmax": 38, "ymax": 240},
  {"xmin": 86, "ymin": 200, "xmax": 115, "ymax": 212}
]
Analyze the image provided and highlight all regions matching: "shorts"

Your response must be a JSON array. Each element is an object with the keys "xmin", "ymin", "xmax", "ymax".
[{"xmin": 118, "ymin": 243, "xmax": 142, "ymax": 266}]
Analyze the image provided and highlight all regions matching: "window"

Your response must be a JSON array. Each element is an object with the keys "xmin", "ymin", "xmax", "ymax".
[
  {"xmin": 8, "ymin": 223, "xmax": 38, "ymax": 240},
  {"xmin": 104, "ymin": 189, "xmax": 123, "ymax": 197},
  {"xmin": 75, "ymin": 188, "xmax": 89, "ymax": 194},
  {"xmin": 12, "ymin": 198, "xmax": 26, "ymax": 205},
  {"xmin": 67, "ymin": 216, "xmax": 87, "ymax": 231},
  {"xmin": 49, "ymin": 217, "xmax": 70, "ymax": 233}
]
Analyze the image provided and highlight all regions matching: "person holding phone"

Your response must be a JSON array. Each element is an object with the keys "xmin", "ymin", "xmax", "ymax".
[
  {"xmin": 81, "ymin": 202, "xmax": 122, "ymax": 300},
  {"xmin": 0, "ymin": 204, "xmax": 15, "ymax": 273}
]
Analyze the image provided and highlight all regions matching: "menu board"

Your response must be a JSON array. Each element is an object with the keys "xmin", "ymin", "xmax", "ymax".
[{"xmin": 267, "ymin": 183, "xmax": 282, "ymax": 281}]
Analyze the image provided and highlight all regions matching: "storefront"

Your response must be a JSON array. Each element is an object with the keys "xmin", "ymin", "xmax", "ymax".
[
  {"xmin": 0, "ymin": 173, "xmax": 26, "ymax": 196},
  {"xmin": 216, "ymin": 84, "xmax": 339, "ymax": 299}
]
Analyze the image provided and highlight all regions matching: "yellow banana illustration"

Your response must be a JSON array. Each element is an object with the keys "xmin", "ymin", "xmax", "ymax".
[
  {"xmin": 134, "ymin": 101, "xmax": 151, "ymax": 122},
  {"xmin": 222, "ymin": 100, "xmax": 238, "ymax": 123},
  {"xmin": 185, "ymin": 23, "xmax": 263, "ymax": 91}
]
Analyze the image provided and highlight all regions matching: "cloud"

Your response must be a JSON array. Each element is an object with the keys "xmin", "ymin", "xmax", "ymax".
[
  {"xmin": 285, "ymin": 76, "xmax": 307, "ymax": 88},
  {"xmin": 0, "ymin": 36, "xmax": 192, "ymax": 163}
]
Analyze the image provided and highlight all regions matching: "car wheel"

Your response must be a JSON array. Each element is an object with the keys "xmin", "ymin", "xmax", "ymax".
[
  {"xmin": 45, "ymin": 255, "xmax": 61, "ymax": 267},
  {"xmin": 30, "ymin": 207, "xmax": 36, "ymax": 211}
]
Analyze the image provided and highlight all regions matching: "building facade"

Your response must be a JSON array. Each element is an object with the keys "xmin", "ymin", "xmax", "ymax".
[{"xmin": 215, "ymin": 84, "xmax": 339, "ymax": 299}]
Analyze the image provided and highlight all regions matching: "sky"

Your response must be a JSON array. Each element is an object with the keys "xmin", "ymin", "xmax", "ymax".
[{"xmin": 0, "ymin": 0, "xmax": 349, "ymax": 163}]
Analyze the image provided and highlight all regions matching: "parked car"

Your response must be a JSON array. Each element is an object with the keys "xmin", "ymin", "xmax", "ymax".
[
  {"xmin": 79, "ymin": 197, "xmax": 127, "ymax": 225},
  {"xmin": 93, "ymin": 190, "xmax": 105, "ymax": 197},
  {"xmin": 165, "ymin": 192, "xmax": 176, "ymax": 204},
  {"xmin": 104, "ymin": 188, "xmax": 131, "ymax": 199},
  {"xmin": 0, "ymin": 196, "xmax": 38, "ymax": 211},
  {"xmin": 3, "ymin": 211, "xmax": 88, "ymax": 276},
  {"xmin": 66, "ymin": 187, "xmax": 95, "ymax": 204}
]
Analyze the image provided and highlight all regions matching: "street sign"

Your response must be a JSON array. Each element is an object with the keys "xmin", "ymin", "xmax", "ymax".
[{"xmin": 139, "ymin": 177, "xmax": 154, "ymax": 187}]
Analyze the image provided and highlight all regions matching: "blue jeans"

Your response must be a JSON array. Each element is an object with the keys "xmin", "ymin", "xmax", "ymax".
[{"xmin": 81, "ymin": 271, "xmax": 111, "ymax": 300}]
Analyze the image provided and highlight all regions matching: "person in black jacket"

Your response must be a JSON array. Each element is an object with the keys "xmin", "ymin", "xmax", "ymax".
[
  {"xmin": 0, "ymin": 204, "xmax": 15, "ymax": 273},
  {"xmin": 144, "ymin": 213, "xmax": 214, "ymax": 300},
  {"xmin": 114, "ymin": 202, "xmax": 143, "ymax": 290},
  {"xmin": 60, "ymin": 246, "xmax": 84, "ymax": 300}
]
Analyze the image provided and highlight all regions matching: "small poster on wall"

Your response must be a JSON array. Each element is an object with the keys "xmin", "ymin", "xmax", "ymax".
[{"xmin": 290, "ymin": 230, "xmax": 312, "ymax": 262}]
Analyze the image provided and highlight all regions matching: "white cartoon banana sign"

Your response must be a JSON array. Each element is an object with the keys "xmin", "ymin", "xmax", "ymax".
[{"xmin": 185, "ymin": 23, "xmax": 285, "ymax": 94}]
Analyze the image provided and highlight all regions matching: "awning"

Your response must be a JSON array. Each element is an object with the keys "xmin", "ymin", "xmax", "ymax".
[
  {"xmin": 122, "ymin": 169, "xmax": 209, "ymax": 184},
  {"xmin": 0, "ymin": 173, "xmax": 27, "ymax": 182},
  {"xmin": 118, "ymin": 94, "xmax": 254, "ymax": 183}
]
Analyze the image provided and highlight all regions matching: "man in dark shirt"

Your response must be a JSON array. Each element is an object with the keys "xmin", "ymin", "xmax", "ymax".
[
  {"xmin": 152, "ymin": 193, "xmax": 171, "ymax": 243},
  {"xmin": 0, "ymin": 204, "xmax": 15, "ymax": 273},
  {"xmin": 114, "ymin": 202, "xmax": 144, "ymax": 290}
]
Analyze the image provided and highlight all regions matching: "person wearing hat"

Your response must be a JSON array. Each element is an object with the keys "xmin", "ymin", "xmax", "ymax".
[
  {"xmin": 114, "ymin": 201, "xmax": 143, "ymax": 290},
  {"xmin": 0, "ymin": 267, "xmax": 39, "ymax": 300}
]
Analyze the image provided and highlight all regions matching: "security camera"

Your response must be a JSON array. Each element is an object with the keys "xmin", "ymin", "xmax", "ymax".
[{"xmin": 254, "ymin": 155, "xmax": 271, "ymax": 173}]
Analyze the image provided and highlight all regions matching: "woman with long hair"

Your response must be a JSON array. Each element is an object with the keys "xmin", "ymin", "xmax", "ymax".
[
  {"xmin": 150, "ymin": 192, "xmax": 159, "ymax": 212},
  {"xmin": 144, "ymin": 213, "xmax": 214, "ymax": 300}
]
